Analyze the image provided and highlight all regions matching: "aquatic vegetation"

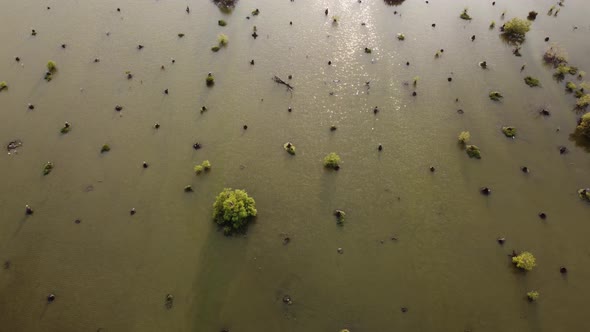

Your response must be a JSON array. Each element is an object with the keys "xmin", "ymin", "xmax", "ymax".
[
  {"xmin": 184, "ymin": 185, "xmax": 193, "ymax": 192},
  {"xmin": 218, "ymin": 33, "xmax": 229, "ymax": 46},
  {"xmin": 524, "ymin": 76, "xmax": 540, "ymax": 87},
  {"xmin": 212, "ymin": 0, "xmax": 238, "ymax": 11},
  {"xmin": 334, "ymin": 210, "xmax": 346, "ymax": 225},
  {"xmin": 502, "ymin": 126, "xmax": 517, "ymax": 138},
  {"xmin": 566, "ymin": 82, "xmax": 577, "ymax": 92},
  {"xmin": 251, "ymin": 8, "xmax": 260, "ymax": 16},
  {"xmin": 202, "ymin": 160, "xmax": 212, "ymax": 170},
  {"xmin": 332, "ymin": 16, "xmax": 339, "ymax": 24},
  {"xmin": 554, "ymin": 65, "xmax": 577, "ymax": 80},
  {"xmin": 47, "ymin": 60, "xmax": 57, "ymax": 72},
  {"xmin": 460, "ymin": 8, "xmax": 472, "ymax": 20},
  {"xmin": 206, "ymin": 73, "xmax": 215, "ymax": 86},
  {"xmin": 575, "ymin": 113, "xmax": 590, "ymax": 138},
  {"xmin": 194, "ymin": 165, "xmax": 204, "ymax": 174},
  {"xmin": 458, "ymin": 131, "xmax": 471, "ymax": 144},
  {"xmin": 212, "ymin": 188, "xmax": 257, "ymax": 235},
  {"xmin": 548, "ymin": 5, "xmax": 556, "ymax": 15},
  {"xmin": 527, "ymin": 11, "xmax": 538, "ymax": 20},
  {"xmin": 579, "ymin": 71, "xmax": 586, "ymax": 80},
  {"xmin": 397, "ymin": 33, "xmax": 405, "ymax": 41},
  {"xmin": 0, "ymin": 81, "xmax": 7, "ymax": 91},
  {"xmin": 60, "ymin": 122, "xmax": 71, "ymax": 134},
  {"xmin": 576, "ymin": 94, "xmax": 590, "ymax": 109},
  {"xmin": 489, "ymin": 91, "xmax": 503, "ymax": 101},
  {"xmin": 527, "ymin": 291, "xmax": 540, "ymax": 301},
  {"xmin": 364, "ymin": 47, "xmax": 372, "ymax": 54},
  {"xmin": 579, "ymin": 188, "xmax": 590, "ymax": 202},
  {"xmin": 211, "ymin": 46, "xmax": 220, "ymax": 52},
  {"xmin": 383, "ymin": 0, "xmax": 405, "ymax": 5},
  {"xmin": 43, "ymin": 162, "xmax": 54, "ymax": 175},
  {"xmin": 178, "ymin": 33, "xmax": 185, "ymax": 38},
  {"xmin": 489, "ymin": 21, "xmax": 496, "ymax": 29},
  {"xmin": 218, "ymin": 20, "xmax": 227, "ymax": 26},
  {"xmin": 543, "ymin": 46, "xmax": 568, "ymax": 67},
  {"xmin": 100, "ymin": 144, "xmax": 110, "ymax": 153},
  {"xmin": 323, "ymin": 152, "xmax": 341, "ymax": 169},
  {"xmin": 512, "ymin": 251, "xmax": 536, "ymax": 271},
  {"xmin": 466, "ymin": 145, "xmax": 481, "ymax": 159},
  {"xmin": 502, "ymin": 18, "xmax": 531, "ymax": 42},
  {"xmin": 413, "ymin": 76, "xmax": 419, "ymax": 86},
  {"xmin": 283, "ymin": 142, "xmax": 296, "ymax": 155}
]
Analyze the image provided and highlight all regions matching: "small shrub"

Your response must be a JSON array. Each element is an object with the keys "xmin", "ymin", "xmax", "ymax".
[
  {"xmin": 212, "ymin": 188, "xmax": 257, "ymax": 234},
  {"xmin": 460, "ymin": 8, "xmax": 472, "ymax": 20},
  {"xmin": 489, "ymin": 91, "xmax": 503, "ymax": 101},
  {"xmin": 502, "ymin": 18, "xmax": 531, "ymax": 42},
  {"xmin": 527, "ymin": 291, "xmax": 540, "ymax": 301},
  {"xmin": 202, "ymin": 160, "xmax": 212, "ymax": 170},
  {"xmin": 178, "ymin": 33, "xmax": 185, "ymax": 38},
  {"xmin": 527, "ymin": 11, "xmax": 538, "ymax": 20},
  {"xmin": 60, "ymin": 123, "xmax": 71, "ymax": 134},
  {"xmin": 364, "ymin": 47, "xmax": 372, "ymax": 54},
  {"xmin": 576, "ymin": 94, "xmax": 590, "ymax": 109},
  {"xmin": 47, "ymin": 61, "xmax": 57, "ymax": 72},
  {"xmin": 194, "ymin": 165, "xmax": 204, "ymax": 174},
  {"xmin": 251, "ymin": 8, "xmax": 260, "ymax": 16},
  {"xmin": 566, "ymin": 82, "xmax": 577, "ymax": 92},
  {"xmin": 218, "ymin": 33, "xmax": 229, "ymax": 46},
  {"xmin": 466, "ymin": 145, "xmax": 481, "ymax": 159},
  {"xmin": 574, "ymin": 89, "xmax": 585, "ymax": 98},
  {"xmin": 512, "ymin": 251, "xmax": 536, "ymax": 271},
  {"xmin": 578, "ymin": 188, "xmax": 590, "ymax": 202},
  {"xmin": 334, "ymin": 210, "xmax": 346, "ymax": 225},
  {"xmin": 218, "ymin": 20, "xmax": 227, "ymax": 26},
  {"xmin": 0, "ymin": 81, "xmax": 7, "ymax": 91},
  {"xmin": 489, "ymin": 21, "xmax": 496, "ymax": 29},
  {"xmin": 206, "ymin": 73, "xmax": 215, "ymax": 86},
  {"xmin": 211, "ymin": 46, "xmax": 220, "ymax": 52},
  {"xmin": 502, "ymin": 126, "xmax": 517, "ymax": 138},
  {"xmin": 43, "ymin": 162, "xmax": 54, "ymax": 175},
  {"xmin": 283, "ymin": 142, "xmax": 296, "ymax": 155},
  {"xmin": 458, "ymin": 131, "xmax": 471, "ymax": 144},
  {"xmin": 323, "ymin": 152, "xmax": 341, "ymax": 169},
  {"xmin": 524, "ymin": 76, "xmax": 540, "ymax": 87},
  {"xmin": 543, "ymin": 46, "xmax": 568, "ymax": 67},
  {"xmin": 413, "ymin": 76, "xmax": 419, "ymax": 86},
  {"xmin": 101, "ymin": 144, "xmax": 110, "ymax": 153},
  {"xmin": 579, "ymin": 71, "xmax": 586, "ymax": 79},
  {"xmin": 397, "ymin": 33, "xmax": 405, "ymax": 40}
]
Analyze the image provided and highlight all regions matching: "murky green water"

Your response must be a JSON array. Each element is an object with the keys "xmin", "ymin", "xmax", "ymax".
[{"xmin": 1, "ymin": 0, "xmax": 590, "ymax": 331}]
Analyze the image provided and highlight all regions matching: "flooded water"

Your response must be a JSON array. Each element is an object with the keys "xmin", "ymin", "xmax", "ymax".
[{"xmin": 1, "ymin": 0, "xmax": 590, "ymax": 331}]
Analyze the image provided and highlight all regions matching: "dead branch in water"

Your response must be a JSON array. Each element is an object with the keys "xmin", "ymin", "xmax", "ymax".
[{"xmin": 273, "ymin": 76, "xmax": 294, "ymax": 90}]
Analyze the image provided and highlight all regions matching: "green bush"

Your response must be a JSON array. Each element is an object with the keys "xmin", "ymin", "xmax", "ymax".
[
  {"xmin": 251, "ymin": 8, "xmax": 260, "ymax": 16},
  {"xmin": 579, "ymin": 188, "xmax": 590, "ymax": 202},
  {"xmin": 283, "ymin": 142, "xmax": 296, "ymax": 155},
  {"xmin": 397, "ymin": 33, "xmax": 405, "ymax": 40},
  {"xmin": 527, "ymin": 291, "xmax": 540, "ymax": 301},
  {"xmin": 527, "ymin": 11, "xmax": 538, "ymax": 20},
  {"xmin": 323, "ymin": 152, "xmax": 341, "ymax": 169},
  {"xmin": 334, "ymin": 210, "xmax": 346, "ymax": 225},
  {"xmin": 43, "ymin": 162, "xmax": 54, "ymax": 175},
  {"xmin": 576, "ymin": 113, "xmax": 590, "ymax": 138},
  {"xmin": 489, "ymin": 21, "xmax": 496, "ymax": 29},
  {"xmin": 489, "ymin": 91, "xmax": 503, "ymax": 101},
  {"xmin": 524, "ymin": 76, "xmax": 540, "ymax": 87},
  {"xmin": 212, "ymin": 188, "xmax": 257, "ymax": 235},
  {"xmin": 458, "ymin": 131, "xmax": 470, "ymax": 144},
  {"xmin": 576, "ymin": 94, "xmax": 590, "ymax": 109},
  {"xmin": 101, "ymin": 144, "xmax": 110, "ymax": 153},
  {"xmin": 502, "ymin": 126, "xmax": 517, "ymax": 138},
  {"xmin": 460, "ymin": 8, "xmax": 472, "ymax": 20},
  {"xmin": 202, "ymin": 160, "xmax": 212, "ymax": 170},
  {"xmin": 466, "ymin": 145, "xmax": 481, "ymax": 159},
  {"xmin": 364, "ymin": 47, "xmax": 372, "ymax": 54},
  {"xmin": 218, "ymin": 33, "xmax": 228, "ymax": 46},
  {"xmin": 218, "ymin": 20, "xmax": 227, "ymax": 26},
  {"xmin": 206, "ymin": 73, "xmax": 215, "ymax": 86},
  {"xmin": 47, "ymin": 61, "xmax": 57, "ymax": 72},
  {"xmin": 502, "ymin": 18, "xmax": 531, "ymax": 41},
  {"xmin": 512, "ymin": 251, "xmax": 536, "ymax": 271},
  {"xmin": 211, "ymin": 46, "xmax": 220, "ymax": 52},
  {"xmin": 566, "ymin": 82, "xmax": 577, "ymax": 91},
  {"xmin": 0, "ymin": 81, "xmax": 7, "ymax": 91},
  {"xmin": 60, "ymin": 123, "xmax": 71, "ymax": 134},
  {"xmin": 194, "ymin": 165, "xmax": 204, "ymax": 174}
]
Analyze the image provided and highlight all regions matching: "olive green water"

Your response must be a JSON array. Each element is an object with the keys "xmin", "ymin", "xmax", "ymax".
[{"xmin": 1, "ymin": 0, "xmax": 590, "ymax": 331}]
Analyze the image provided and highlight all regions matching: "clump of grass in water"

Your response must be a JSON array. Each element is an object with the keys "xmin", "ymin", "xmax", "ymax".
[
  {"xmin": 502, "ymin": 126, "xmax": 517, "ymax": 138},
  {"xmin": 489, "ymin": 91, "xmax": 503, "ymax": 101},
  {"xmin": 397, "ymin": 33, "xmax": 405, "ymax": 40},
  {"xmin": 524, "ymin": 76, "xmax": 540, "ymax": 87},
  {"xmin": 43, "ymin": 162, "xmax": 54, "ymax": 175},
  {"xmin": 466, "ymin": 145, "xmax": 481, "ymax": 159},
  {"xmin": 460, "ymin": 8, "xmax": 472, "ymax": 20},
  {"xmin": 323, "ymin": 152, "xmax": 341, "ymax": 169},
  {"xmin": 458, "ymin": 131, "xmax": 470, "ymax": 144},
  {"xmin": 0, "ymin": 81, "xmax": 7, "ymax": 91},
  {"xmin": 101, "ymin": 144, "xmax": 110, "ymax": 153},
  {"xmin": 527, "ymin": 291, "xmax": 540, "ymax": 302},
  {"xmin": 284, "ymin": 142, "xmax": 296, "ymax": 155}
]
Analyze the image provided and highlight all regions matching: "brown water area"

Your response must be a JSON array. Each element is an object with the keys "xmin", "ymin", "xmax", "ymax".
[{"xmin": 1, "ymin": 0, "xmax": 590, "ymax": 331}]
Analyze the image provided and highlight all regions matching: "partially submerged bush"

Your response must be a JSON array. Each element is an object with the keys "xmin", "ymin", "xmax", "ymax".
[
  {"xmin": 527, "ymin": 291, "xmax": 540, "ymax": 301},
  {"xmin": 502, "ymin": 18, "xmax": 531, "ymax": 42},
  {"xmin": 202, "ymin": 160, "xmax": 212, "ymax": 170},
  {"xmin": 466, "ymin": 145, "xmax": 481, "ymax": 159},
  {"xmin": 397, "ymin": 33, "xmax": 405, "ymax": 40},
  {"xmin": 489, "ymin": 21, "xmax": 496, "ymax": 29},
  {"xmin": 576, "ymin": 113, "xmax": 590, "ymax": 139},
  {"xmin": 194, "ymin": 165, "xmax": 204, "ymax": 174},
  {"xmin": 212, "ymin": 188, "xmax": 257, "ymax": 235},
  {"xmin": 251, "ymin": 8, "xmax": 260, "ymax": 16},
  {"xmin": 576, "ymin": 94, "xmax": 590, "ymax": 109},
  {"xmin": 218, "ymin": 33, "xmax": 228, "ymax": 46},
  {"xmin": 47, "ymin": 61, "xmax": 57, "ymax": 72},
  {"xmin": 524, "ymin": 76, "xmax": 540, "ymax": 87},
  {"xmin": 460, "ymin": 8, "xmax": 472, "ymax": 20},
  {"xmin": 364, "ymin": 47, "xmax": 372, "ymax": 54},
  {"xmin": 213, "ymin": 0, "xmax": 238, "ymax": 11},
  {"xmin": 218, "ymin": 20, "xmax": 227, "ymax": 26},
  {"xmin": 512, "ymin": 251, "xmax": 536, "ymax": 271},
  {"xmin": 211, "ymin": 46, "xmax": 220, "ymax": 52},
  {"xmin": 543, "ymin": 46, "xmax": 568, "ymax": 67},
  {"xmin": 334, "ymin": 210, "xmax": 346, "ymax": 225},
  {"xmin": 458, "ymin": 131, "xmax": 471, "ymax": 144},
  {"xmin": 489, "ymin": 91, "xmax": 503, "ymax": 101},
  {"xmin": 566, "ymin": 81, "xmax": 577, "ymax": 92},
  {"xmin": 206, "ymin": 73, "xmax": 215, "ymax": 86},
  {"xmin": 579, "ymin": 188, "xmax": 590, "ymax": 202},
  {"xmin": 0, "ymin": 81, "xmax": 7, "ymax": 91},
  {"xmin": 60, "ymin": 122, "xmax": 71, "ymax": 134},
  {"xmin": 43, "ymin": 162, "xmax": 54, "ymax": 175},
  {"xmin": 527, "ymin": 11, "xmax": 538, "ymax": 20},
  {"xmin": 323, "ymin": 152, "xmax": 341, "ymax": 169},
  {"xmin": 554, "ymin": 65, "xmax": 578, "ymax": 80},
  {"xmin": 101, "ymin": 144, "xmax": 110, "ymax": 153},
  {"xmin": 283, "ymin": 142, "xmax": 296, "ymax": 155},
  {"xmin": 502, "ymin": 126, "xmax": 517, "ymax": 138}
]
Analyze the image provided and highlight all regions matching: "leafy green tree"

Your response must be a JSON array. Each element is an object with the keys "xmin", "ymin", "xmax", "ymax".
[
  {"xmin": 502, "ymin": 18, "xmax": 531, "ymax": 42},
  {"xmin": 512, "ymin": 251, "xmax": 536, "ymax": 271},
  {"xmin": 213, "ymin": 188, "xmax": 257, "ymax": 235}
]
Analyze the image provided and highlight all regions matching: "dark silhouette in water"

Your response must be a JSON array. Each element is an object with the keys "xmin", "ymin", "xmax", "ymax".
[{"xmin": 384, "ymin": 0, "xmax": 406, "ymax": 5}]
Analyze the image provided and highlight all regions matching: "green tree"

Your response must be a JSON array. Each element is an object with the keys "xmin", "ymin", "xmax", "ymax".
[
  {"xmin": 502, "ymin": 18, "xmax": 531, "ymax": 42},
  {"xmin": 213, "ymin": 188, "xmax": 257, "ymax": 235}
]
